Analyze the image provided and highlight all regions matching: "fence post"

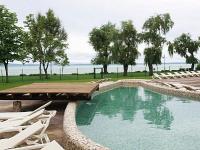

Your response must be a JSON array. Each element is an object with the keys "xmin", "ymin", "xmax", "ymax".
[
  {"xmin": 131, "ymin": 65, "xmax": 133, "ymax": 77},
  {"xmin": 60, "ymin": 68, "xmax": 62, "ymax": 80},
  {"xmin": 1, "ymin": 69, "xmax": 3, "ymax": 83},
  {"xmin": 77, "ymin": 68, "xmax": 78, "ymax": 80},
  {"xmin": 93, "ymin": 68, "xmax": 96, "ymax": 79},
  {"xmin": 21, "ymin": 68, "xmax": 24, "ymax": 81},
  {"xmin": 117, "ymin": 67, "xmax": 118, "ymax": 79},
  {"xmin": 101, "ymin": 68, "xmax": 103, "ymax": 79},
  {"xmin": 39, "ymin": 62, "xmax": 42, "ymax": 80},
  {"xmin": 50, "ymin": 62, "xmax": 52, "ymax": 77}
]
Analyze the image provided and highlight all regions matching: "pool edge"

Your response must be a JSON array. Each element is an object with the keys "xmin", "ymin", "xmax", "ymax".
[
  {"xmin": 63, "ymin": 79, "xmax": 200, "ymax": 149},
  {"xmin": 63, "ymin": 101, "xmax": 109, "ymax": 150}
]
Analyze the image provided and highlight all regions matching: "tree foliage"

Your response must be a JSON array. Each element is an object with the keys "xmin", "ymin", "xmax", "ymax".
[
  {"xmin": 24, "ymin": 9, "xmax": 68, "ymax": 79},
  {"xmin": 113, "ymin": 20, "xmax": 140, "ymax": 76},
  {"xmin": 0, "ymin": 5, "xmax": 24, "ymax": 82},
  {"xmin": 168, "ymin": 33, "xmax": 199, "ymax": 70},
  {"xmin": 89, "ymin": 22, "xmax": 116, "ymax": 73},
  {"xmin": 55, "ymin": 52, "xmax": 69, "ymax": 76},
  {"xmin": 140, "ymin": 13, "xmax": 174, "ymax": 75}
]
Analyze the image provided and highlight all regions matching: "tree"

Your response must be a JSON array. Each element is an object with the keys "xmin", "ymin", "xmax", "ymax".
[
  {"xmin": 0, "ymin": 5, "xmax": 24, "ymax": 82},
  {"xmin": 140, "ymin": 13, "xmax": 174, "ymax": 76},
  {"xmin": 55, "ymin": 53, "xmax": 69, "ymax": 76},
  {"xmin": 89, "ymin": 22, "xmax": 116, "ymax": 74},
  {"xmin": 168, "ymin": 33, "xmax": 199, "ymax": 70},
  {"xmin": 113, "ymin": 20, "xmax": 140, "ymax": 76},
  {"xmin": 24, "ymin": 9, "xmax": 68, "ymax": 79}
]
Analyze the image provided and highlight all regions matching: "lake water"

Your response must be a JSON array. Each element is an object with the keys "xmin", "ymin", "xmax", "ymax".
[{"xmin": 0, "ymin": 63, "xmax": 192, "ymax": 76}]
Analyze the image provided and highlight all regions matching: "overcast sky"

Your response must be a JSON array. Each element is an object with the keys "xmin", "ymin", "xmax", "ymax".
[{"xmin": 1, "ymin": 0, "xmax": 200, "ymax": 64}]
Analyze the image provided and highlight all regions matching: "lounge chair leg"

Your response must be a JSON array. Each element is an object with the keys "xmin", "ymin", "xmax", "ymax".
[{"xmin": 13, "ymin": 101, "xmax": 22, "ymax": 112}]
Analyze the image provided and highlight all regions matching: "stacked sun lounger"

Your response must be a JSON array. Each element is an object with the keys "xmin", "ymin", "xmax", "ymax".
[
  {"xmin": 0, "ymin": 101, "xmax": 64, "ymax": 150},
  {"xmin": 152, "ymin": 71, "xmax": 200, "ymax": 79}
]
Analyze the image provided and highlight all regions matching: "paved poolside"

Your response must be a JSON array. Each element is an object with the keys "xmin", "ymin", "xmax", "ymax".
[{"xmin": 152, "ymin": 76, "xmax": 200, "ymax": 87}]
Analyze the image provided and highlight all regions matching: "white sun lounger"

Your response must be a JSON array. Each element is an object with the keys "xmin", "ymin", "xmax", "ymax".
[
  {"xmin": 190, "ymin": 71, "xmax": 200, "ymax": 77},
  {"xmin": 160, "ymin": 73, "xmax": 171, "ymax": 79},
  {"xmin": 0, "ymin": 101, "xmax": 52, "ymax": 121},
  {"xmin": 0, "ymin": 109, "xmax": 45, "ymax": 129},
  {"xmin": 0, "ymin": 121, "xmax": 44, "ymax": 150},
  {"xmin": 0, "ymin": 110, "xmax": 56, "ymax": 133},
  {"xmin": 0, "ymin": 112, "xmax": 30, "ymax": 121},
  {"xmin": 196, "ymin": 71, "xmax": 200, "ymax": 75},
  {"xmin": 180, "ymin": 71, "xmax": 192, "ymax": 77},
  {"xmin": 8, "ymin": 140, "xmax": 64, "ymax": 150},
  {"xmin": 152, "ymin": 73, "xmax": 162, "ymax": 79},
  {"xmin": 173, "ymin": 72, "xmax": 184, "ymax": 78},
  {"xmin": 185, "ymin": 71, "xmax": 195, "ymax": 77},
  {"xmin": 0, "ymin": 109, "xmax": 44, "ymax": 129},
  {"xmin": 0, "ymin": 110, "xmax": 56, "ymax": 146},
  {"xmin": 166, "ymin": 73, "xmax": 176, "ymax": 78}
]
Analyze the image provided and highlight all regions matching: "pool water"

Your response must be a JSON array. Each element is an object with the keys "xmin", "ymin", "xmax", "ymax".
[{"xmin": 76, "ymin": 87, "xmax": 200, "ymax": 150}]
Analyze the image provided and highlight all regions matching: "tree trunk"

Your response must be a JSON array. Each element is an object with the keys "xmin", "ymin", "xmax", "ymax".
[
  {"xmin": 123, "ymin": 64, "xmax": 128, "ymax": 76},
  {"xmin": 44, "ymin": 68, "xmax": 48, "ymax": 79},
  {"xmin": 148, "ymin": 63, "xmax": 153, "ymax": 76},
  {"xmin": 191, "ymin": 63, "xmax": 195, "ymax": 71},
  {"xmin": 4, "ymin": 61, "xmax": 9, "ymax": 83},
  {"xmin": 103, "ymin": 64, "xmax": 108, "ymax": 74},
  {"xmin": 39, "ymin": 61, "xmax": 42, "ymax": 80},
  {"xmin": 41, "ymin": 61, "xmax": 50, "ymax": 79}
]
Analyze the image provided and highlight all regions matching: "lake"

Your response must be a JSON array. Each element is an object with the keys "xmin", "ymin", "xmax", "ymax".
[{"xmin": 0, "ymin": 63, "xmax": 192, "ymax": 76}]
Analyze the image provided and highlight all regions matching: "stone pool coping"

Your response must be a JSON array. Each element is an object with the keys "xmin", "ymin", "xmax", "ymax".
[{"xmin": 63, "ymin": 79, "xmax": 200, "ymax": 150}]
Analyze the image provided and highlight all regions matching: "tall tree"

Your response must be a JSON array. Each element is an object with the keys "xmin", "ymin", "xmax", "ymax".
[
  {"xmin": 168, "ymin": 33, "xmax": 199, "ymax": 70},
  {"xmin": 24, "ymin": 9, "xmax": 68, "ymax": 79},
  {"xmin": 113, "ymin": 20, "xmax": 140, "ymax": 76},
  {"xmin": 89, "ymin": 22, "xmax": 116, "ymax": 74},
  {"xmin": 0, "ymin": 5, "xmax": 24, "ymax": 82},
  {"xmin": 140, "ymin": 13, "xmax": 174, "ymax": 76},
  {"xmin": 24, "ymin": 14, "xmax": 44, "ymax": 79},
  {"xmin": 55, "ymin": 53, "xmax": 69, "ymax": 76}
]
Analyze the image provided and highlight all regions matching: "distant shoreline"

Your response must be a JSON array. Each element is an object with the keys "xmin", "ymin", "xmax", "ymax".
[
  {"xmin": 0, "ymin": 63, "xmax": 192, "ymax": 76},
  {"xmin": 0, "ymin": 62, "xmax": 188, "ymax": 66}
]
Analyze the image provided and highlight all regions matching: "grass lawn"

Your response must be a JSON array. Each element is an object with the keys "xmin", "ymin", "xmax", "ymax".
[{"xmin": 0, "ymin": 72, "xmax": 151, "ymax": 90}]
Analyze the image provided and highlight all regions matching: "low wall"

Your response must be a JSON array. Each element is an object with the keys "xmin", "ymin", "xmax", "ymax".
[{"xmin": 63, "ymin": 79, "xmax": 200, "ymax": 150}]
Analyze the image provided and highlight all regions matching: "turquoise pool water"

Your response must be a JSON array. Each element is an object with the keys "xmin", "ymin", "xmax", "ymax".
[{"xmin": 76, "ymin": 87, "xmax": 200, "ymax": 150}]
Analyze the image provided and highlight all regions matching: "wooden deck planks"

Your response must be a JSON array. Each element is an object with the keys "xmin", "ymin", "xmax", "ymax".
[{"xmin": 0, "ymin": 83, "xmax": 99, "ymax": 101}]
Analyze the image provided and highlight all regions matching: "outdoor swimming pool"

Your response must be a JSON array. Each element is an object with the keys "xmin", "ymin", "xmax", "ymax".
[{"xmin": 76, "ymin": 87, "xmax": 200, "ymax": 150}]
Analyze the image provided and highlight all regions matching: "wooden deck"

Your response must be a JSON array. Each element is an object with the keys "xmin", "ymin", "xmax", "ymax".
[{"xmin": 0, "ymin": 83, "xmax": 99, "ymax": 101}]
